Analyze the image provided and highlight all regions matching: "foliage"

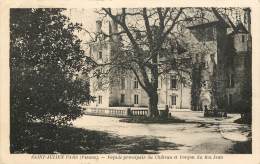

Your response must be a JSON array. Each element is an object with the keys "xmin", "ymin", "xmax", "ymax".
[{"xmin": 10, "ymin": 8, "xmax": 92, "ymax": 126}]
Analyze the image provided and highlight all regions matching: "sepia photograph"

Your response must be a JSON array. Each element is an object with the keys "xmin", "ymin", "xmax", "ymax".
[{"xmin": 8, "ymin": 7, "xmax": 252, "ymax": 155}]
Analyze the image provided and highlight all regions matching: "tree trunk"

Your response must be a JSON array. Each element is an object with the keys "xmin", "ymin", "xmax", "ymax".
[{"xmin": 147, "ymin": 92, "xmax": 159, "ymax": 117}]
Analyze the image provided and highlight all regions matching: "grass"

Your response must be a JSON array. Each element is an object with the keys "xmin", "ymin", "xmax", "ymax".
[{"xmin": 10, "ymin": 122, "xmax": 183, "ymax": 154}]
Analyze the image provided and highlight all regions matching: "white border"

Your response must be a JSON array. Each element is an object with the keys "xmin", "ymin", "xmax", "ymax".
[{"xmin": 1, "ymin": 1, "xmax": 260, "ymax": 164}]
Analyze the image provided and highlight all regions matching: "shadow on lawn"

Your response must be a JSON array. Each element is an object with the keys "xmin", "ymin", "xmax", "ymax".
[
  {"xmin": 227, "ymin": 140, "xmax": 252, "ymax": 154},
  {"xmin": 10, "ymin": 123, "xmax": 183, "ymax": 154}
]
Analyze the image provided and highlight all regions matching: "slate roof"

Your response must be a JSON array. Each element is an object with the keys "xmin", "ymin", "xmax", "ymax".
[{"xmin": 186, "ymin": 8, "xmax": 231, "ymax": 29}]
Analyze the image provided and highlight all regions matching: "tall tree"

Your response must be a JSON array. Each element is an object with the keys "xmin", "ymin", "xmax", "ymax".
[
  {"xmin": 10, "ymin": 8, "xmax": 92, "ymax": 126},
  {"xmin": 87, "ymin": 8, "xmax": 205, "ymax": 117}
]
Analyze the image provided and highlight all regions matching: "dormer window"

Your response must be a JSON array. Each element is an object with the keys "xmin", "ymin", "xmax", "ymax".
[
  {"xmin": 98, "ymin": 51, "xmax": 102, "ymax": 59},
  {"xmin": 134, "ymin": 77, "xmax": 139, "ymax": 89}
]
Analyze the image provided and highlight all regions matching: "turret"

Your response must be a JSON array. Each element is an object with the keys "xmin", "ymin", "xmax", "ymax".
[
  {"xmin": 232, "ymin": 21, "xmax": 249, "ymax": 53},
  {"xmin": 243, "ymin": 8, "xmax": 251, "ymax": 33}
]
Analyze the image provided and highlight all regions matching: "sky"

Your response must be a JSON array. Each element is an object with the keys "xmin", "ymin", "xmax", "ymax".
[
  {"xmin": 63, "ymin": 9, "xmax": 98, "ymax": 42},
  {"xmin": 63, "ymin": 8, "xmax": 248, "ymax": 49}
]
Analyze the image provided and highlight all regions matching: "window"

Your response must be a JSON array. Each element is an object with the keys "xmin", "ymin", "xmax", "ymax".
[
  {"xmin": 121, "ymin": 77, "xmax": 125, "ymax": 89},
  {"xmin": 195, "ymin": 54, "xmax": 199, "ymax": 62},
  {"xmin": 242, "ymin": 35, "xmax": 245, "ymax": 43},
  {"xmin": 134, "ymin": 78, "xmax": 139, "ymax": 89},
  {"xmin": 134, "ymin": 95, "xmax": 139, "ymax": 104},
  {"xmin": 228, "ymin": 74, "xmax": 235, "ymax": 88},
  {"xmin": 170, "ymin": 76, "xmax": 177, "ymax": 89},
  {"xmin": 231, "ymin": 74, "xmax": 235, "ymax": 87},
  {"xmin": 228, "ymin": 94, "xmax": 232, "ymax": 106},
  {"xmin": 98, "ymin": 51, "xmax": 102, "ymax": 59},
  {"xmin": 160, "ymin": 76, "xmax": 163, "ymax": 88},
  {"xmin": 98, "ymin": 96, "xmax": 102, "ymax": 104},
  {"xmin": 205, "ymin": 61, "xmax": 209, "ymax": 68},
  {"xmin": 97, "ymin": 77, "xmax": 102, "ymax": 90},
  {"xmin": 171, "ymin": 95, "xmax": 176, "ymax": 105},
  {"xmin": 89, "ymin": 47, "xmax": 92, "ymax": 56},
  {"xmin": 120, "ymin": 94, "xmax": 125, "ymax": 104}
]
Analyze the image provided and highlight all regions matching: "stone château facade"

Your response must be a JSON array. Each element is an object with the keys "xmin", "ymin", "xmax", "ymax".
[{"xmin": 87, "ymin": 8, "xmax": 251, "ymax": 112}]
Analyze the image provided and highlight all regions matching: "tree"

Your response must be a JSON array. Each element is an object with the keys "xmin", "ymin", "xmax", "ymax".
[
  {"xmin": 87, "ymin": 8, "xmax": 209, "ymax": 117},
  {"xmin": 10, "ymin": 8, "xmax": 92, "ymax": 126},
  {"xmin": 85, "ymin": 8, "xmax": 249, "ymax": 118}
]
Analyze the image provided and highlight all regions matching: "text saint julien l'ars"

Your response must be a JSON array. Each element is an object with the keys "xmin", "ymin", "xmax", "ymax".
[{"xmin": 31, "ymin": 155, "xmax": 98, "ymax": 160}]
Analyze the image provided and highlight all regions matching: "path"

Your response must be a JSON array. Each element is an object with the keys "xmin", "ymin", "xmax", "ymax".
[{"xmin": 73, "ymin": 111, "xmax": 251, "ymax": 153}]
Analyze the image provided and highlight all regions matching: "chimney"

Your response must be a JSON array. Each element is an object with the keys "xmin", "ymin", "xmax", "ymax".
[
  {"xmin": 109, "ymin": 15, "xmax": 122, "ymax": 42},
  {"xmin": 96, "ymin": 20, "xmax": 102, "ymax": 33}
]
